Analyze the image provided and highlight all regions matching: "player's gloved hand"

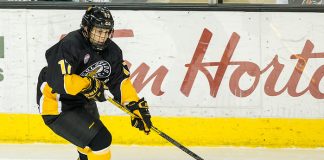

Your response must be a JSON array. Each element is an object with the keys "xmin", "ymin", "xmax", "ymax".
[
  {"xmin": 126, "ymin": 98, "xmax": 152, "ymax": 134},
  {"xmin": 81, "ymin": 76, "xmax": 108, "ymax": 102}
]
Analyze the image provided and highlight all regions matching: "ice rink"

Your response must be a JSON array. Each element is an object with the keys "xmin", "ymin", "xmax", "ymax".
[{"xmin": 0, "ymin": 144, "xmax": 323, "ymax": 160}]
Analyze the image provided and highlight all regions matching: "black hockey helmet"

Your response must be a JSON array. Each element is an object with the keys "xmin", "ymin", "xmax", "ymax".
[{"xmin": 81, "ymin": 6, "xmax": 114, "ymax": 51}]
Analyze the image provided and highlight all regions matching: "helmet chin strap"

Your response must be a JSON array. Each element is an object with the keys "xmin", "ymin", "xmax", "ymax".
[
  {"xmin": 81, "ymin": 25, "xmax": 90, "ymax": 39},
  {"xmin": 109, "ymin": 29, "xmax": 114, "ymax": 39}
]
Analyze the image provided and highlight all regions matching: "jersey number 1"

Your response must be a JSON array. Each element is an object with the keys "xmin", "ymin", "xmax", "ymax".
[{"xmin": 58, "ymin": 59, "xmax": 71, "ymax": 74}]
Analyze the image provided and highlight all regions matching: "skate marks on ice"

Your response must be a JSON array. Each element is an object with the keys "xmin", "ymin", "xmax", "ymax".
[{"xmin": 0, "ymin": 144, "xmax": 323, "ymax": 160}]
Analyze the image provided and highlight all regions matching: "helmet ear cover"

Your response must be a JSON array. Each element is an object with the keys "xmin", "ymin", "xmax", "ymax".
[{"xmin": 81, "ymin": 6, "xmax": 114, "ymax": 51}]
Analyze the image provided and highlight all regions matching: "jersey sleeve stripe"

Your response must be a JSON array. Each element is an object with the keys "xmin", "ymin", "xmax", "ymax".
[
  {"xmin": 120, "ymin": 78, "xmax": 139, "ymax": 105},
  {"xmin": 63, "ymin": 74, "xmax": 90, "ymax": 95}
]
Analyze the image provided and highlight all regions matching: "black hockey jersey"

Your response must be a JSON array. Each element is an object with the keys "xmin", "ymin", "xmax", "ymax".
[{"xmin": 37, "ymin": 29, "xmax": 139, "ymax": 114}]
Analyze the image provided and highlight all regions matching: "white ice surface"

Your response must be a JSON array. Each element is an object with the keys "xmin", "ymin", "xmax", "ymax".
[{"xmin": 0, "ymin": 144, "xmax": 323, "ymax": 160}]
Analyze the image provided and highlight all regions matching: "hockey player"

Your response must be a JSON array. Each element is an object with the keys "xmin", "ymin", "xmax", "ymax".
[{"xmin": 36, "ymin": 6, "xmax": 152, "ymax": 160}]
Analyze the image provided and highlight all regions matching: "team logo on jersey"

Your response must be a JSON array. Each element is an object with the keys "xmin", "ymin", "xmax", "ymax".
[
  {"xmin": 84, "ymin": 54, "xmax": 90, "ymax": 64},
  {"xmin": 80, "ymin": 60, "xmax": 111, "ymax": 79}
]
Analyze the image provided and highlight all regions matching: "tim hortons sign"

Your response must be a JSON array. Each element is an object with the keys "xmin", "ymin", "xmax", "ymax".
[{"xmin": 123, "ymin": 28, "xmax": 324, "ymax": 99}]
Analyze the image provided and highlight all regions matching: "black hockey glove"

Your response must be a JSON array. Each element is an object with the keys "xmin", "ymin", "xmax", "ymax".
[
  {"xmin": 81, "ymin": 76, "xmax": 108, "ymax": 102},
  {"xmin": 126, "ymin": 98, "xmax": 152, "ymax": 134}
]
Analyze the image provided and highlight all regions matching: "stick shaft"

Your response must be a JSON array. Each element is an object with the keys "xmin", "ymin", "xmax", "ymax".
[{"xmin": 106, "ymin": 97, "xmax": 204, "ymax": 160}]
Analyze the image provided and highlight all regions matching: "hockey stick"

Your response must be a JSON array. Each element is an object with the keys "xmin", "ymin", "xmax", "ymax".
[{"xmin": 106, "ymin": 96, "xmax": 204, "ymax": 160}]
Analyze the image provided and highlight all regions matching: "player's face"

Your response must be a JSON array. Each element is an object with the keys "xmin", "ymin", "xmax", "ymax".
[{"xmin": 89, "ymin": 26, "xmax": 110, "ymax": 46}]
